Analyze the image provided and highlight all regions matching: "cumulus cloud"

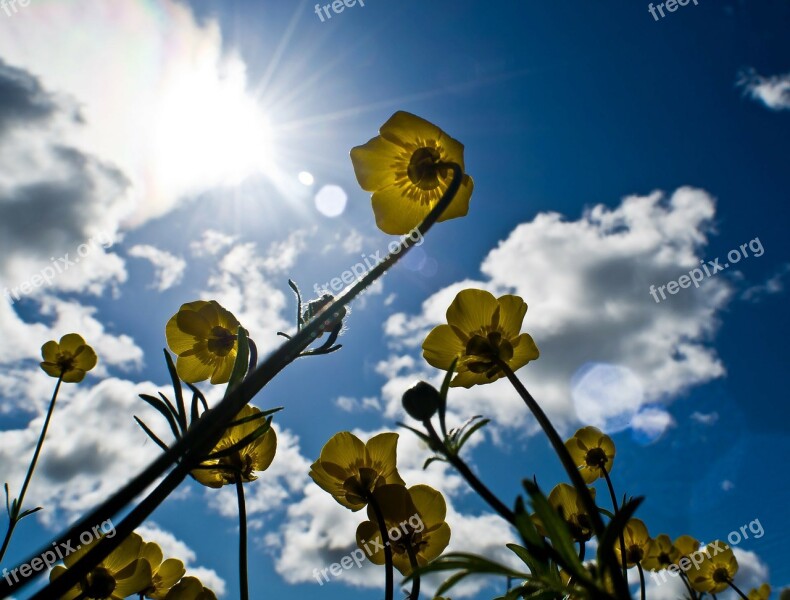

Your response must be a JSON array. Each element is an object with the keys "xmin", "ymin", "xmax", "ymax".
[
  {"xmin": 738, "ymin": 68, "xmax": 790, "ymax": 111},
  {"xmin": 741, "ymin": 263, "xmax": 790, "ymax": 302},
  {"xmin": 382, "ymin": 188, "xmax": 732, "ymax": 436},
  {"xmin": 128, "ymin": 244, "xmax": 187, "ymax": 291},
  {"xmin": 0, "ymin": 1, "xmax": 275, "ymax": 227}
]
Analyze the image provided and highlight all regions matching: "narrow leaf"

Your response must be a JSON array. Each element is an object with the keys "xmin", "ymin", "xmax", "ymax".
[{"xmin": 134, "ymin": 416, "xmax": 170, "ymax": 453}]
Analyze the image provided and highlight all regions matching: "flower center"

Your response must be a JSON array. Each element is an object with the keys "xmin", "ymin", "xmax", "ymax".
[
  {"xmin": 712, "ymin": 567, "xmax": 730, "ymax": 583},
  {"xmin": 626, "ymin": 545, "xmax": 644, "ymax": 564},
  {"xmin": 407, "ymin": 147, "xmax": 442, "ymax": 190},
  {"xmin": 464, "ymin": 331, "xmax": 514, "ymax": 376},
  {"xmin": 84, "ymin": 567, "xmax": 117, "ymax": 598},
  {"xmin": 585, "ymin": 447, "xmax": 608, "ymax": 469},
  {"xmin": 658, "ymin": 552, "xmax": 671, "ymax": 565},
  {"xmin": 207, "ymin": 326, "xmax": 236, "ymax": 356},
  {"xmin": 342, "ymin": 468, "xmax": 383, "ymax": 505},
  {"xmin": 56, "ymin": 352, "xmax": 76, "ymax": 373}
]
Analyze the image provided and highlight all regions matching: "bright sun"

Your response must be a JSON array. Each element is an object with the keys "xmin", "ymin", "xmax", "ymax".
[{"xmin": 152, "ymin": 62, "xmax": 276, "ymax": 197}]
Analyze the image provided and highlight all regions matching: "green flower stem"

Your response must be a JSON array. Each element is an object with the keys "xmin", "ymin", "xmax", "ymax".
[
  {"xmin": 495, "ymin": 359, "xmax": 629, "ymax": 599},
  {"xmin": 727, "ymin": 580, "xmax": 750, "ymax": 600},
  {"xmin": 406, "ymin": 542, "xmax": 420, "ymax": 600},
  {"xmin": 0, "ymin": 374, "xmax": 63, "ymax": 563},
  {"xmin": 421, "ymin": 419, "xmax": 514, "ymax": 522},
  {"xmin": 9, "ymin": 164, "xmax": 466, "ymax": 598},
  {"xmin": 364, "ymin": 491, "xmax": 394, "ymax": 600},
  {"xmin": 602, "ymin": 468, "xmax": 628, "ymax": 582},
  {"xmin": 637, "ymin": 562, "xmax": 646, "ymax": 600},
  {"xmin": 236, "ymin": 476, "xmax": 249, "ymax": 600}
]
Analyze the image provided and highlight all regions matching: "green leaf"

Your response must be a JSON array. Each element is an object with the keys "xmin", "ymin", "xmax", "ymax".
[
  {"xmin": 139, "ymin": 394, "xmax": 180, "ymax": 441},
  {"xmin": 187, "ymin": 383, "xmax": 209, "ymax": 425},
  {"xmin": 423, "ymin": 456, "xmax": 446, "ymax": 470},
  {"xmin": 598, "ymin": 496, "xmax": 644, "ymax": 572},
  {"xmin": 407, "ymin": 552, "xmax": 529, "ymax": 596},
  {"xmin": 225, "ymin": 407, "xmax": 283, "ymax": 428},
  {"xmin": 438, "ymin": 357, "xmax": 458, "ymax": 438},
  {"xmin": 455, "ymin": 417, "xmax": 490, "ymax": 453},
  {"xmin": 397, "ymin": 422, "xmax": 436, "ymax": 448},
  {"xmin": 207, "ymin": 419, "xmax": 272, "ymax": 460},
  {"xmin": 163, "ymin": 349, "xmax": 187, "ymax": 434},
  {"xmin": 224, "ymin": 327, "xmax": 250, "ymax": 396},
  {"xmin": 523, "ymin": 480, "xmax": 584, "ymax": 575},
  {"xmin": 134, "ymin": 416, "xmax": 170, "ymax": 453},
  {"xmin": 17, "ymin": 506, "xmax": 43, "ymax": 520}
]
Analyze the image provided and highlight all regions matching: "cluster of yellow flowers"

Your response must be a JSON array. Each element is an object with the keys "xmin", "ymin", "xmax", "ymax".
[
  {"xmin": 49, "ymin": 532, "xmax": 216, "ymax": 599},
  {"xmin": 309, "ymin": 431, "xmax": 451, "ymax": 576}
]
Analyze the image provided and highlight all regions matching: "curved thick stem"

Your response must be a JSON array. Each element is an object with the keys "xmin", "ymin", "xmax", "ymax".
[
  {"xmin": 727, "ymin": 581, "xmax": 750, "ymax": 600},
  {"xmin": 9, "ymin": 166, "xmax": 467, "ymax": 597},
  {"xmin": 495, "ymin": 360, "xmax": 629, "ymax": 598},
  {"xmin": 0, "ymin": 375, "xmax": 63, "ymax": 563},
  {"xmin": 236, "ymin": 477, "xmax": 249, "ymax": 600},
  {"xmin": 637, "ymin": 562, "xmax": 646, "ymax": 600}
]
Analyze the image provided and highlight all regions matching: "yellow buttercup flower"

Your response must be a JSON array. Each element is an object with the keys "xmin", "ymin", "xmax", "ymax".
[
  {"xmin": 673, "ymin": 534, "xmax": 700, "ymax": 563},
  {"xmin": 748, "ymin": 583, "xmax": 771, "ymax": 600},
  {"xmin": 139, "ymin": 541, "xmax": 186, "ymax": 599},
  {"xmin": 164, "ymin": 577, "xmax": 217, "ymax": 600},
  {"xmin": 535, "ymin": 483, "xmax": 596, "ymax": 542},
  {"xmin": 49, "ymin": 533, "xmax": 152, "ymax": 600},
  {"xmin": 191, "ymin": 405, "xmax": 277, "ymax": 488},
  {"xmin": 689, "ymin": 541, "xmax": 739, "ymax": 594},
  {"xmin": 565, "ymin": 426, "xmax": 616, "ymax": 484},
  {"xmin": 356, "ymin": 484, "xmax": 451, "ymax": 576},
  {"xmin": 613, "ymin": 519, "xmax": 651, "ymax": 568},
  {"xmin": 309, "ymin": 432, "xmax": 405, "ymax": 511},
  {"xmin": 422, "ymin": 289, "xmax": 539, "ymax": 388},
  {"xmin": 642, "ymin": 534, "xmax": 681, "ymax": 572},
  {"xmin": 166, "ymin": 300, "xmax": 243, "ymax": 384},
  {"xmin": 350, "ymin": 111, "xmax": 474, "ymax": 235},
  {"xmin": 39, "ymin": 333, "xmax": 97, "ymax": 383}
]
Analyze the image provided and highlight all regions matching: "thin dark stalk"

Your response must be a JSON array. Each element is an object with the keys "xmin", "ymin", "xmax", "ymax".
[
  {"xmin": 680, "ymin": 571, "xmax": 699, "ymax": 600},
  {"xmin": 406, "ymin": 542, "xmax": 420, "ymax": 600},
  {"xmin": 495, "ymin": 360, "xmax": 629, "ymax": 599},
  {"xmin": 637, "ymin": 562, "xmax": 646, "ymax": 600},
  {"xmin": 602, "ymin": 468, "xmax": 628, "ymax": 582},
  {"xmin": 579, "ymin": 541, "xmax": 586, "ymax": 562},
  {"xmin": 727, "ymin": 581, "xmax": 750, "ymax": 600},
  {"xmin": 365, "ymin": 492, "xmax": 393, "ymax": 600},
  {"xmin": 236, "ymin": 477, "xmax": 249, "ymax": 600},
  {"xmin": 0, "ymin": 375, "xmax": 63, "ymax": 563},
  {"xmin": 422, "ymin": 420, "xmax": 514, "ymax": 522},
  {"xmin": 5, "ymin": 166, "xmax": 466, "ymax": 597}
]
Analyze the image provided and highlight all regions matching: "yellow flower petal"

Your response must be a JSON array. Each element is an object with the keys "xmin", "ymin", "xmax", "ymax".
[
  {"xmin": 446, "ymin": 289, "xmax": 499, "ymax": 334},
  {"xmin": 422, "ymin": 324, "xmax": 465, "ymax": 371}
]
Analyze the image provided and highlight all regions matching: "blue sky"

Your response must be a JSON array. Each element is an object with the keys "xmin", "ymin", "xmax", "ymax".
[{"xmin": 1, "ymin": 1, "xmax": 789, "ymax": 598}]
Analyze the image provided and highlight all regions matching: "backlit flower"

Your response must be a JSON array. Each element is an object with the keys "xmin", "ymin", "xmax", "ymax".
[
  {"xmin": 165, "ymin": 300, "xmax": 243, "ymax": 384},
  {"xmin": 191, "ymin": 404, "xmax": 277, "ymax": 488},
  {"xmin": 673, "ymin": 535, "xmax": 700, "ymax": 563},
  {"xmin": 40, "ymin": 333, "xmax": 97, "ymax": 383},
  {"xmin": 49, "ymin": 533, "xmax": 152, "ymax": 600},
  {"xmin": 689, "ymin": 542, "xmax": 739, "ymax": 594},
  {"xmin": 309, "ymin": 432, "xmax": 405, "ymax": 511},
  {"xmin": 164, "ymin": 577, "xmax": 217, "ymax": 600},
  {"xmin": 565, "ymin": 426, "xmax": 616, "ymax": 484},
  {"xmin": 139, "ymin": 540, "xmax": 186, "ymax": 598},
  {"xmin": 356, "ymin": 484, "xmax": 451, "ymax": 576},
  {"xmin": 422, "ymin": 289, "xmax": 539, "ymax": 388},
  {"xmin": 350, "ymin": 111, "xmax": 474, "ymax": 235},
  {"xmin": 642, "ymin": 534, "xmax": 681, "ymax": 572},
  {"xmin": 534, "ymin": 483, "xmax": 596, "ymax": 542},
  {"xmin": 747, "ymin": 583, "xmax": 771, "ymax": 600},
  {"xmin": 613, "ymin": 519, "xmax": 651, "ymax": 568}
]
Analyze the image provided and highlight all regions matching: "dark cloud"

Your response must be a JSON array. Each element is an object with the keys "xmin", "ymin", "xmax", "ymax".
[{"xmin": 0, "ymin": 59, "xmax": 58, "ymax": 135}]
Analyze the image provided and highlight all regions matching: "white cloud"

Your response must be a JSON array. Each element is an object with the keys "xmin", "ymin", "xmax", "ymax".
[
  {"xmin": 128, "ymin": 244, "xmax": 186, "ymax": 292},
  {"xmin": 631, "ymin": 407, "xmax": 676, "ymax": 439},
  {"xmin": 381, "ymin": 188, "xmax": 732, "ymax": 436},
  {"xmin": 136, "ymin": 522, "xmax": 227, "ymax": 596},
  {"xmin": 738, "ymin": 69, "xmax": 790, "ymax": 111},
  {"xmin": 334, "ymin": 396, "xmax": 382, "ymax": 412},
  {"xmin": 0, "ymin": 1, "xmax": 277, "ymax": 227},
  {"xmin": 691, "ymin": 411, "xmax": 719, "ymax": 426},
  {"xmin": 721, "ymin": 479, "xmax": 735, "ymax": 491},
  {"xmin": 741, "ymin": 263, "xmax": 790, "ymax": 302},
  {"xmin": 190, "ymin": 230, "xmax": 238, "ymax": 257}
]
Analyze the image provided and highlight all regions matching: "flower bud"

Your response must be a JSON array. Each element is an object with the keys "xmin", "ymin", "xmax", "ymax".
[{"xmin": 402, "ymin": 381, "xmax": 441, "ymax": 421}]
